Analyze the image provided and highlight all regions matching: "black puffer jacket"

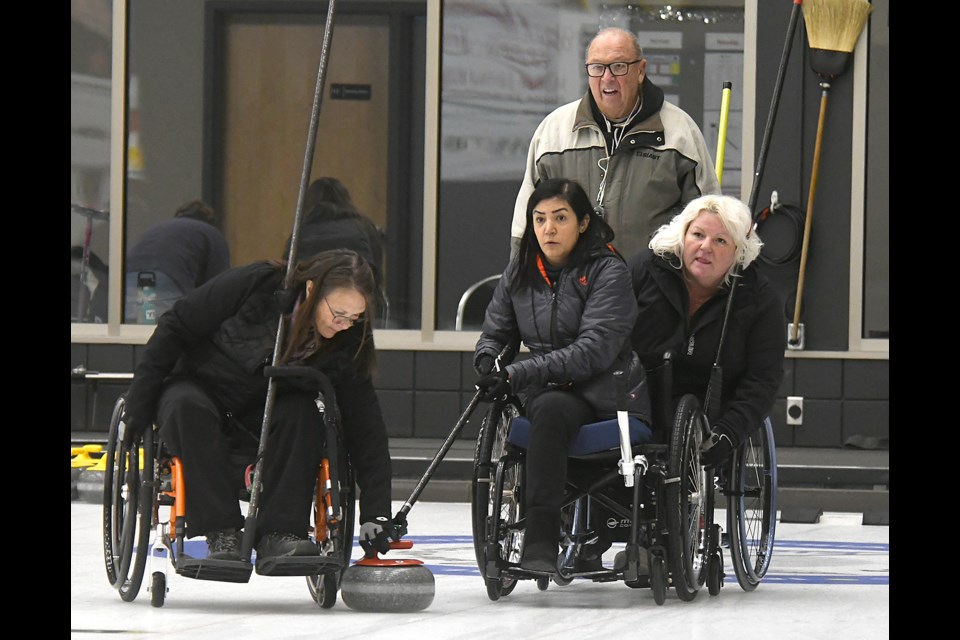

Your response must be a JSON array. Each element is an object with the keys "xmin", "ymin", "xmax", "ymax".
[
  {"xmin": 475, "ymin": 243, "xmax": 649, "ymax": 422},
  {"xmin": 628, "ymin": 249, "xmax": 786, "ymax": 444},
  {"xmin": 123, "ymin": 261, "xmax": 393, "ymax": 522}
]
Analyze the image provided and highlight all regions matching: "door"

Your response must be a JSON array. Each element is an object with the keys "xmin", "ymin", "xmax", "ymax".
[{"xmin": 220, "ymin": 14, "xmax": 390, "ymax": 266}]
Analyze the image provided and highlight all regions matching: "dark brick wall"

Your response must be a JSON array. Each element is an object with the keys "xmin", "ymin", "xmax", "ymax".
[{"xmin": 72, "ymin": 344, "xmax": 888, "ymax": 449}]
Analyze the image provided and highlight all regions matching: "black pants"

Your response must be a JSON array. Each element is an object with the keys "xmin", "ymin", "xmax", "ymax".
[
  {"xmin": 522, "ymin": 389, "xmax": 595, "ymax": 549},
  {"xmin": 155, "ymin": 380, "xmax": 325, "ymax": 541}
]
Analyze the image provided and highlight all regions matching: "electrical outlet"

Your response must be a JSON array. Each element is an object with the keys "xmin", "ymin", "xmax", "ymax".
[{"xmin": 786, "ymin": 396, "xmax": 803, "ymax": 426}]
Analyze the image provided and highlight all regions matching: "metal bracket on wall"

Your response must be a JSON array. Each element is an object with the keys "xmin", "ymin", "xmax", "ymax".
[{"xmin": 787, "ymin": 322, "xmax": 805, "ymax": 350}]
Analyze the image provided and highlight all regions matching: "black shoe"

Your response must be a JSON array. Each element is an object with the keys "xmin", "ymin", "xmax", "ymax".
[
  {"xmin": 255, "ymin": 532, "xmax": 319, "ymax": 560},
  {"xmin": 206, "ymin": 528, "xmax": 242, "ymax": 561},
  {"xmin": 521, "ymin": 541, "xmax": 558, "ymax": 573}
]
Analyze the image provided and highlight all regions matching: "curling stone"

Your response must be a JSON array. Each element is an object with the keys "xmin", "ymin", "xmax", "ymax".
[{"xmin": 340, "ymin": 541, "xmax": 435, "ymax": 612}]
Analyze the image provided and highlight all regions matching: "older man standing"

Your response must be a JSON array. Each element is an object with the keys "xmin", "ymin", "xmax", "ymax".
[{"xmin": 511, "ymin": 27, "xmax": 719, "ymax": 259}]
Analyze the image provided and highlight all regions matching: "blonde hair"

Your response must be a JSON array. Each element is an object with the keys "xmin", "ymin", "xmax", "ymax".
[{"xmin": 648, "ymin": 194, "xmax": 763, "ymax": 285}]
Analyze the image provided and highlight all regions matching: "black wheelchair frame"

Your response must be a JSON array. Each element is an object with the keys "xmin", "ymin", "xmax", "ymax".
[
  {"xmin": 101, "ymin": 368, "xmax": 357, "ymax": 608},
  {"xmin": 470, "ymin": 355, "xmax": 777, "ymax": 605}
]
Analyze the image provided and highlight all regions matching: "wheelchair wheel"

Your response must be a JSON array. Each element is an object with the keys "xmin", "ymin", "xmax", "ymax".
[
  {"xmin": 150, "ymin": 571, "xmax": 166, "ymax": 608},
  {"xmin": 472, "ymin": 400, "xmax": 521, "ymax": 598},
  {"xmin": 727, "ymin": 417, "xmax": 777, "ymax": 591},
  {"xmin": 307, "ymin": 456, "xmax": 356, "ymax": 609},
  {"xmin": 707, "ymin": 553, "xmax": 723, "ymax": 596},
  {"xmin": 102, "ymin": 395, "xmax": 155, "ymax": 603},
  {"xmin": 664, "ymin": 394, "xmax": 709, "ymax": 602},
  {"xmin": 650, "ymin": 554, "xmax": 667, "ymax": 606},
  {"xmin": 482, "ymin": 454, "xmax": 523, "ymax": 601}
]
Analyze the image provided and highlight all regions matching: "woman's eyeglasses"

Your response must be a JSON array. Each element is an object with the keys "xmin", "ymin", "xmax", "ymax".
[{"xmin": 323, "ymin": 298, "xmax": 363, "ymax": 327}]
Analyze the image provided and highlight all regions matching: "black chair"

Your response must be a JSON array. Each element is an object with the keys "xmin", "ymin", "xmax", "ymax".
[{"xmin": 455, "ymin": 274, "xmax": 501, "ymax": 330}]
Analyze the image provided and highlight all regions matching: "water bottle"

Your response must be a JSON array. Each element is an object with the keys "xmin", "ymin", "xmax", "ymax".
[{"xmin": 137, "ymin": 272, "xmax": 157, "ymax": 325}]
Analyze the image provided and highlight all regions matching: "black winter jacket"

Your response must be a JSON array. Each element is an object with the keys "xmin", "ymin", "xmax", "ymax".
[
  {"xmin": 123, "ymin": 261, "xmax": 393, "ymax": 522},
  {"xmin": 475, "ymin": 243, "xmax": 649, "ymax": 422},
  {"xmin": 628, "ymin": 249, "xmax": 785, "ymax": 444},
  {"xmin": 283, "ymin": 207, "xmax": 384, "ymax": 289}
]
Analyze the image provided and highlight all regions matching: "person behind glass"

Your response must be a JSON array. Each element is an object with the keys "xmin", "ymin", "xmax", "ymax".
[
  {"xmin": 121, "ymin": 249, "xmax": 398, "ymax": 567},
  {"xmin": 511, "ymin": 27, "xmax": 719, "ymax": 262},
  {"xmin": 124, "ymin": 200, "xmax": 231, "ymax": 323},
  {"xmin": 628, "ymin": 194, "xmax": 786, "ymax": 468},
  {"xmin": 474, "ymin": 177, "xmax": 649, "ymax": 574},
  {"xmin": 283, "ymin": 177, "xmax": 386, "ymax": 315}
]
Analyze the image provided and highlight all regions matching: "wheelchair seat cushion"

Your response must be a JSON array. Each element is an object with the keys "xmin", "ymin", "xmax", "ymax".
[{"xmin": 507, "ymin": 416, "xmax": 654, "ymax": 456}]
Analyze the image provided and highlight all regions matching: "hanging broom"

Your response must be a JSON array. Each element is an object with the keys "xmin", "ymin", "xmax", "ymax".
[{"xmin": 788, "ymin": 0, "xmax": 873, "ymax": 348}]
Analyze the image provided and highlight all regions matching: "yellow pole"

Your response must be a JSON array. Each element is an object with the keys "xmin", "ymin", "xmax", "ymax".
[{"xmin": 715, "ymin": 81, "xmax": 732, "ymax": 186}]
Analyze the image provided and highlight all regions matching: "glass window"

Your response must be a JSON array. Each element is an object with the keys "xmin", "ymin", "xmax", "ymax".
[
  {"xmin": 122, "ymin": 1, "xmax": 425, "ymax": 329},
  {"xmin": 864, "ymin": 0, "xmax": 888, "ymax": 340},
  {"xmin": 71, "ymin": 0, "xmax": 113, "ymax": 323},
  {"xmin": 438, "ymin": 0, "xmax": 745, "ymax": 330}
]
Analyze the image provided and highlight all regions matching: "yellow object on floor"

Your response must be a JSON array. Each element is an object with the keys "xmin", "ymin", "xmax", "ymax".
[{"xmin": 71, "ymin": 444, "xmax": 103, "ymax": 469}]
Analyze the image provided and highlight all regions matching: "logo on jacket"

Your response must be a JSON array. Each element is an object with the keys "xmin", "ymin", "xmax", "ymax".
[{"xmin": 579, "ymin": 275, "xmax": 587, "ymax": 286}]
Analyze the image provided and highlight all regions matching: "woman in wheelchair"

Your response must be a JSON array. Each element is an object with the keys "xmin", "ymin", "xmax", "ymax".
[
  {"xmin": 474, "ymin": 178, "xmax": 650, "ymax": 574},
  {"xmin": 628, "ymin": 194, "xmax": 786, "ymax": 468},
  {"xmin": 120, "ymin": 249, "xmax": 395, "ymax": 570}
]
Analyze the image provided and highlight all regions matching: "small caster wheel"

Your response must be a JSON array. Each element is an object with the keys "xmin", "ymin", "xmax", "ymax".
[
  {"xmin": 150, "ymin": 571, "xmax": 166, "ymax": 608},
  {"xmin": 650, "ymin": 556, "xmax": 667, "ymax": 606},
  {"xmin": 708, "ymin": 553, "xmax": 724, "ymax": 596}
]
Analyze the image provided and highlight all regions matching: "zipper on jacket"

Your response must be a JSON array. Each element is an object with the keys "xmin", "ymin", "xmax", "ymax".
[{"xmin": 549, "ymin": 275, "xmax": 561, "ymax": 350}]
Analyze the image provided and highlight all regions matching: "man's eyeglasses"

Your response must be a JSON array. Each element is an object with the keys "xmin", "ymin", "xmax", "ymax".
[
  {"xmin": 585, "ymin": 60, "xmax": 641, "ymax": 77},
  {"xmin": 323, "ymin": 297, "xmax": 363, "ymax": 327}
]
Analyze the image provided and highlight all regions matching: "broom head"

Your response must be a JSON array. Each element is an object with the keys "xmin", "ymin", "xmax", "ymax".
[{"xmin": 803, "ymin": 0, "xmax": 873, "ymax": 78}]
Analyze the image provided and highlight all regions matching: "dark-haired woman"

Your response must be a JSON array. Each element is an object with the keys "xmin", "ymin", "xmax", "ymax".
[
  {"xmin": 122, "ymin": 249, "xmax": 395, "ymax": 567},
  {"xmin": 474, "ymin": 178, "xmax": 649, "ymax": 573}
]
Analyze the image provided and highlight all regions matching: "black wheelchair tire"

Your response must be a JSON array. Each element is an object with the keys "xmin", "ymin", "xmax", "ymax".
[
  {"xmin": 471, "ymin": 400, "xmax": 521, "ymax": 578},
  {"xmin": 102, "ymin": 395, "xmax": 154, "ymax": 603},
  {"xmin": 150, "ymin": 571, "xmax": 166, "ymax": 608},
  {"xmin": 664, "ymin": 394, "xmax": 708, "ymax": 603},
  {"xmin": 307, "ymin": 455, "xmax": 356, "ymax": 609},
  {"xmin": 650, "ymin": 554, "xmax": 667, "ymax": 606},
  {"xmin": 727, "ymin": 417, "xmax": 777, "ymax": 591},
  {"xmin": 707, "ymin": 553, "xmax": 723, "ymax": 596}
]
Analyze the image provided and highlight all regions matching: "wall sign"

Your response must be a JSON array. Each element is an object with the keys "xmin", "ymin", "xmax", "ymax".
[{"xmin": 330, "ymin": 84, "xmax": 372, "ymax": 100}]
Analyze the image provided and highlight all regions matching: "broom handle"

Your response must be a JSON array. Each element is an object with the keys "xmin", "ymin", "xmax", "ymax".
[
  {"xmin": 746, "ymin": 0, "xmax": 804, "ymax": 217},
  {"xmin": 791, "ymin": 83, "xmax": 829, "ymax": 344},
  {"xmin": 710, "ymin": 0, "xmax": 803, "ymax": 390},
  {"xmin": 715, "ymin": 81, "xmax": 732, "ymax": 187},
  {"xmin": 241, "ymin": 0, "xmax": 338, "ymax": 560}
]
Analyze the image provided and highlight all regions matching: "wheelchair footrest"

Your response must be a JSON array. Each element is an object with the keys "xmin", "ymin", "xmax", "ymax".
[
  {"xmin": 618, "ymin": 544, "xmax": 651, "ymax": 585},
  {"xmin": 255, "ymin": 554, "xmax": 342, "ymax": 577},
  {"xmin": 176, "ymin": 556, "xmax": 253, "ymax": 583}
]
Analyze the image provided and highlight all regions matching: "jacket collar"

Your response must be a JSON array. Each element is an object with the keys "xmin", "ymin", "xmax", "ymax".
[{"xmin": 575, "ymin": 76, "xmax": 666, "ymax": 135}]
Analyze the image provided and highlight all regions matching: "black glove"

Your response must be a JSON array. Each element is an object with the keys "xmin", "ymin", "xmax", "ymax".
[
  {"xmin": 701, "ymin": 424, "xmax": 737, "ymax": 468},
  {"xmin": 475, "ymin": 369, "xmax": 511, "ymax": 402},
  {"xmin": 359, "ymin": 516, "xmax": 400, "ymax": 557},
  {"xmin": 475, "ymin": 354, "xmax": 496, "ymax": 376},
  {"xmin": 121, "ymin": 411, "xmax": 150, "ymax": 442}
]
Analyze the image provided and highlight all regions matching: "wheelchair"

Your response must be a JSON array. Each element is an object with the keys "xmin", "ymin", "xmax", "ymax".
[
  {"xmin": 101, "ymin": 367, "xmax": 357, "ymax": 608},
  {"xmin": 470, "ymin": 353, "xmax": 777, "ymax": 605}
]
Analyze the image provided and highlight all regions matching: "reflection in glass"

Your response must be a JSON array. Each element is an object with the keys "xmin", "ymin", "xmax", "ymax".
[{"xmin": 71, "ymin": 0, "xmax": 113, "ymax": 323}]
